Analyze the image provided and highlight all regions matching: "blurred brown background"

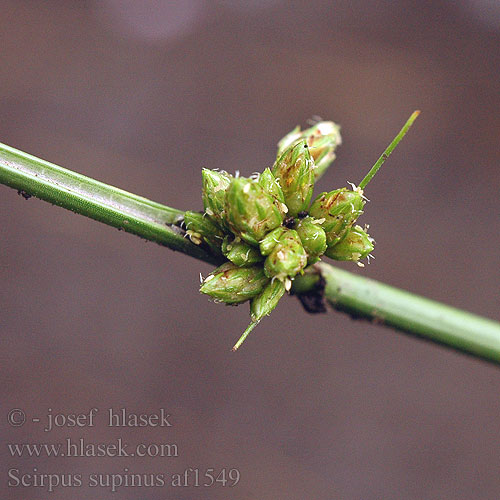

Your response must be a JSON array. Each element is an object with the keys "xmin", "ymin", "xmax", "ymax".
[{"xmin": 1, "ymin": 1, "xmax": 499, "ymax": 499}]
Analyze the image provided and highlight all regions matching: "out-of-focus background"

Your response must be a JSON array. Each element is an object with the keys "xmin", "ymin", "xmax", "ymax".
[{"xmin": 1, "ymin": 1, "xmax": 499, "ymax": 499}]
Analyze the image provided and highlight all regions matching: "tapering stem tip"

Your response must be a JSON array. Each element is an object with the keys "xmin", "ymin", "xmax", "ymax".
[
  {"xmin": 231, "ymin": 321, "xmax": 259, "ymax": 351},
  {"xmin": 358, "ymin": 110, "xmax": 421, "ymax": 190}
]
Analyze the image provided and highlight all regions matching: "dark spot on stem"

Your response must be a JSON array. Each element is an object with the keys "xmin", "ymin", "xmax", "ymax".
[
  {"xmin": 371, "ymin": 310, "xmax": 385, "ymax": 325},
  {"xmin": 17, "ymin": 190, "xmax": 31, "ymax": 200},
  {"xmin": 169, "ymin": 224, "xmax": 187, "ymax": 237},
  {"xmin": 294, "ymin": 272, "xmax": 327, "ymax": 314}
]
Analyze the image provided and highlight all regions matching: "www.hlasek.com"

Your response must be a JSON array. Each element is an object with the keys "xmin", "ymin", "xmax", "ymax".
[
  {"xmin": 8, "ymin": 467, "xmax": 241, "ymax": 492},
  {"xmin": 8, "ymin": 438, "xmax": 178, "ymax": 458}
]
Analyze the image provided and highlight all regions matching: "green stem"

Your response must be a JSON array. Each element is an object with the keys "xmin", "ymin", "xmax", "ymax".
[
  {"xmin": 294, "ymin": 264, "xmax": 500, "ymax": 364},
  {"xmin": 1, "ymin": 141, "xmax": 500, "ymax": 364},
  {"xmin": 0, "ymin": 142, "xmax": 220, "ymax": 265},
  {"xmin": 359, "ymin": 110, "xmax": 420, "ymax": 190}
]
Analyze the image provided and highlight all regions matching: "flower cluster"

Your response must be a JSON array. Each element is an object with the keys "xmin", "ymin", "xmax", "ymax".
[{"xmin": 183, "ymin": 120, "xmax": 375, "ymax": 350}]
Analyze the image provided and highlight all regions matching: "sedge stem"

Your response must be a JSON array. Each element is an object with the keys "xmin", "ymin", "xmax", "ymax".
[{"xmin": 2, "ymin": 135, "xmax": 500, "ymax": 364}]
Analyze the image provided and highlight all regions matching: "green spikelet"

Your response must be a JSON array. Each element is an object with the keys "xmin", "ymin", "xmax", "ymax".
[
  {"xmin": 277, "ymin": 121, "xmax": 342, "ymax": 180},
  {"xmin": 196, "ymin": 111, "xmax": 421, "ymax": 351},
  {"xmin": 258, "ymin": 167, "xmax": 288, "ymax": 217},
  {"xmin": 183, "ymin": 211, "xmax": 225, "ymax": 255},
  {"xmin": 200, "ymin": 262, "xmax": 269, "ymax": 304},
  {"xmin": 225, "ymin": 177, "xmax": 284, "ymax": 246},
  {"xmin": 295, "ymin": 216, "xmax": 327, "ymax": 264},
  {"xmin": 259, "ymin": 226, "xmax": 286, "ymax": 256},
  {"xmin": 251, "ymin": 279, "xmax": 287, "ymax": 322},
  {"xmin": 222, "ymin": 235, "xmax": 263, "ymax": 267},
  {"xmin": 263, "ymin": 229, "xmax": 308, "ymax": 285},
  {"xmin": 325, "ymin": 225, "xmax": 374, "ymax": 264},
  {"xmin": 202, "ymin": 169, "xmax": 233, "ymax": 228},
  {"xmin": 272, "ymin": 140, "xmax": 315, "ymax": 217},
  {"xmin": 309, "ymin": 188, "xmax": 365, "ymax": 246}
]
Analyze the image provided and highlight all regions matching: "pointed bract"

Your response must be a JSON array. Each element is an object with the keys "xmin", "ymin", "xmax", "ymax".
[{"xmin": 232, "ymin": 279, "xmax": 287, "ymax": 351}]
